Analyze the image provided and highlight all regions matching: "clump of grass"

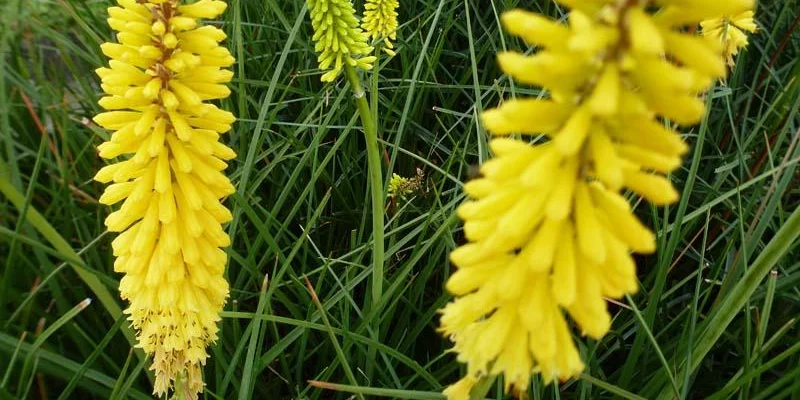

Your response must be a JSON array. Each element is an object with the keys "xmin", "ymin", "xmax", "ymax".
[{"xmin": 1, "ymin": 1, "xmax": 799, "ymax": 399}]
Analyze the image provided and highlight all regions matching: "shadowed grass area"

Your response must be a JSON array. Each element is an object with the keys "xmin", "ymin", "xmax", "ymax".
[{"xmin": 1, "ymin": 0, "xmax": 799, "ymax": 399}]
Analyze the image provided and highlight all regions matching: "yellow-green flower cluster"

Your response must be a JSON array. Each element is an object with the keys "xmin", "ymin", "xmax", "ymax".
[
  {"xmin": 388, "ymin": 173, "xmax": 414, "ymax": 199},
  {"xmin": 440, "ymin": 0, "xmax": 753, "ymax": 398},
  {"xmin": 362, "ymin": 0, "xmax": 400, "ymax": 56},
  {"xmin": 93, "ymin": 0, "xmax": 236, "ymax": 398},
  {"xmin": 307, "ymin": 0, "xmax": 377, "ymax": 82},
  {"xmin": 702, "ymin": 10, "xmax": 757, "ymax": 66}
]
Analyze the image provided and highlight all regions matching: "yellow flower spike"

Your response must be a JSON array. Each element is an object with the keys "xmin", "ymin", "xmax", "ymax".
[
  {"xmin": 307, "ymin": 0, "xmax": 377, "ymax": 82},
  {"xmin": 701, "ymin": 9, "xmax": 757, "ymax": 66},
  {"xmin": 94, "ymin": 1, "xmax": 235, "ymax": 399},
  {"xmin": 440, "ymin": 1, "xmax": 733, "ymax": 397},
  {"xmin": 362, "ymin": 0, "xmax": 400, "ymax": 56}
]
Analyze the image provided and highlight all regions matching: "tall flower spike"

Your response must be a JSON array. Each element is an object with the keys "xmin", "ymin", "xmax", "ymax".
[
  {"xmin": 440, "ymin": 0, "xmax": 753, "ymax": 398},
  {"xmin": 362, "ymin": 0, "xmax": 400, "ymax": 56},
  {"xmin": 701, "ymin": 10, "xmax": 757, "ymax": 67},
  {"xmin": 93, "ymin": 0, "xmax": 236, "ymax": 398},
  {"xmin": 307, "ymin": 0, "xmax": 377, "ymax": 82}
]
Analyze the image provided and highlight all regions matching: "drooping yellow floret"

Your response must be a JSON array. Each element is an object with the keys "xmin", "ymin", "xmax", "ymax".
[
  {"xmin": 701, "ymin": 10, "xmax": 757, "ymax": 66},
  {"xmin": 306, "ymin": 0, "xmax": 377, "ymax": 82},
  {"xmin": 94, "ymin": 1, "xmax": 236, "ymax": 399},
  {"xmin": 440, "ymin": 1, "xmax": 753, "ymax": 398},
  {"xmin": 443, "ymin": 376, "xmax": 479, "ymax": 400},
  {"xmin": 362, "ymin": 0, "xmax": 400, "ymax": 56}
]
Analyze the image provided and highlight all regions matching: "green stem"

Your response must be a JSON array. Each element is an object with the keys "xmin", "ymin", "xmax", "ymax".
[
  {"xmin": 174, "ymin": 372, "xmax": 186, "ymax": 400},
  {"xmin": 371, "ymin": 47, "xmax": 380, "ymax": 128},
  {"xmin": 343, "ymin": 65, "xmax": 385, "ymax": 322}
]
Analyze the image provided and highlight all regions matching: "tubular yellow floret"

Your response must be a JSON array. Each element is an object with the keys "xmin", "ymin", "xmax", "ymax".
[
  {"xmin": 94, "ymin": 1, "xmax": 236, "ymax": 399},
  {"xmin": 362, "ymin": 0, "xmax": 400, "ymax": 56},
  {"xmin": 440, "ymin": 1, "xmax": 754, "ymax": 398},
  {"xmin": 306, "ymin": 0, "xmax": 377, "ymax": 82}
]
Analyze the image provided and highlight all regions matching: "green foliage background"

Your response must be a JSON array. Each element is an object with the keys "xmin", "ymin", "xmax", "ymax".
[{"xmin": 1, "ymin": 0, "xmax": 799, "ymax": 399}]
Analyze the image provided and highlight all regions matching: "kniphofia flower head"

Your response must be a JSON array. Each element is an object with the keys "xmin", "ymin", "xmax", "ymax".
[
  {"xmin": 440, "ymin": 0, "xmax": 753, "ymax": 398},
  {"xmin": 307, "ymin": 0, "xmax": 377, "ymax": 82},
  {"xmin": 362, "ymin": 0, "xmax": 400, "ymax": 56},
  {"xmin": 701, "ymin": 10, "xmax": 757, "ymax": 66},
  {"xmin": 93, "ymin": 0, "xmax": 236, "ymax": 398}
]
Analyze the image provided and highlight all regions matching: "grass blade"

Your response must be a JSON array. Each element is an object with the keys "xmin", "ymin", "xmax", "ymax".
[{"xmin": 656, "ymin": 204, "xmax": 800, "ymax": 399}]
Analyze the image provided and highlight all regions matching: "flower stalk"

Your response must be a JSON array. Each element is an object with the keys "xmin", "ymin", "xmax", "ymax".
[
  {"xmin": 344, "ymin": 64, "xmax": 385, "ymax": 312},
  {"xmin": 306, "ymin": 0, "xmax": 394, "ymax": 351}
]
